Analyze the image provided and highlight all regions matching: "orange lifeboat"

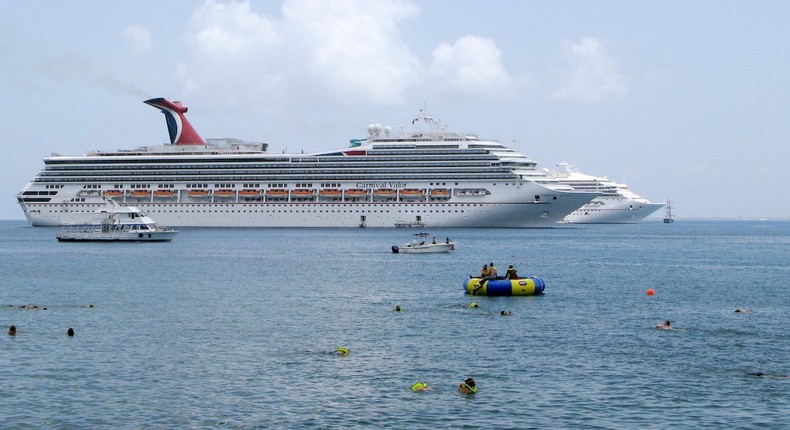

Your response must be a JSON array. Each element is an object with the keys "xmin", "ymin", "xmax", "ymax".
[
  {"xmin": 154, "ymin": 189, "xmax": 175, "ymax": 198},
  {"xmin": 430, "ymin": 188, "xmax": 451, "ymax": 198},
  {"xmin": 344, "ymin": 189, "xmax": 368, "ymax": 198},
  {"xmin": 103, "ymin": 190, "xmax": 124, "ymax": 198},
  {"xmin": 188, "ymin": 189, "xmax": 210, "ymax": 198},
  {"xmin": 399, "ymin": 188, "xmax": 423, "ymax": 198},
  {"xmin": 130, "ymin": 190, "xmax": 150, "ymax": 198},
  {"xmin": 214, "ymin": 189, "xmax": 236, "ymax": 197},
  {"xmin": 319, "ymin": 189, "xmax": 342, "ymax": 197},
  {"xmin": 239, "ymin": 189, "xmax": 261, "ymax": 197},
  {"xmin": 291, "ymin": 189, "xmax": 315, "ymax": 197}
]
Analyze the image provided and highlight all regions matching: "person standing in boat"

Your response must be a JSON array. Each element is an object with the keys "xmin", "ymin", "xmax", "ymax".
[{"xmin": 505, "ymin": 265, "xmax": 519, "ymax": 280}]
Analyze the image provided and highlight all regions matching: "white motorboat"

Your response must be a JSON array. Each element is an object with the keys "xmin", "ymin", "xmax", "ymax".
[
  {"xmin": 392, "ymin": 233, "xmax": 454, "ymax": 254},
  {"xmin": 57, "ymin": 199, "xmax": 177, "ymax": 242}
]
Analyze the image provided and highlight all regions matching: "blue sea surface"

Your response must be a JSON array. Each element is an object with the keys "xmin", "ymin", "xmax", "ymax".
[{"xmin": 1, "ymin": 220, "xmax": 788, "ymax": 429}]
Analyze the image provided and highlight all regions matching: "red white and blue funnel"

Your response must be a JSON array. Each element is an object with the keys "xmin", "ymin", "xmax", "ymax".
[{"xmin": 144, "ymin": 98, "xmax": 205, "ymax": 145}]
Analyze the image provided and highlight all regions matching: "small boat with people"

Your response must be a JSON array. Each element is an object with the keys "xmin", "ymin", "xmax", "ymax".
[
  {"xmin": 56, "ymin": 199, "xmax": 177, "ymax": 242},
  {"xmin": 392, "ymin": 232, "xmax": 454, "ymax": 253}
]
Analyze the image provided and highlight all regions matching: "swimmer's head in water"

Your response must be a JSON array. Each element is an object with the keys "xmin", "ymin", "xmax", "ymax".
[
  {"xmin": 469, "ymin": 302, "xmax": 478, "ymax": 308},
  {"xmin": 411, "ymin": 382, "xmax": 430, "ymax": 392},
  {"xmin": 394, "ymin": 306, "xmax": 402, "ymax": 312},
  {"xmin": 337, "ymin": 347, "xmax": 349, "ymax": 355}
]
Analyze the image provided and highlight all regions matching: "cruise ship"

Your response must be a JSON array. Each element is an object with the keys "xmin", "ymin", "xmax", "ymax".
[
  {"xmin": 545, "ymin": 162, "xmax": 664, "ymax": 224},
  {"xmin": 17, "ymin": 98, "xmax": 599, "ymax": 228}
]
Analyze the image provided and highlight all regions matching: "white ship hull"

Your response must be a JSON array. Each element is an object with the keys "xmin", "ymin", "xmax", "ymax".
[
  {"xmin": 560, "ymin": 197, "xmax": 665, "ymax": 224},
  {"xmin": 21, "ymin": 185, "xmax": 592, "ymax": 228}
]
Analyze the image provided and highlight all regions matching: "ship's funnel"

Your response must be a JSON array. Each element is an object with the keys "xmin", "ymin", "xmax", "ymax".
[{"xmin": 144, "ymin": 98, "xmax": 205, "ymax": 145}]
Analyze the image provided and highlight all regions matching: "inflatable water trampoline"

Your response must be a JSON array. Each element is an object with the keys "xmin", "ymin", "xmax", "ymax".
[{"xmin": 464, "ymin": 277, "xmax": 545, "ymax": 296}]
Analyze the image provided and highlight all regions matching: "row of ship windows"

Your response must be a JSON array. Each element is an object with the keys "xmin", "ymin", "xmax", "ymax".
[
  {"xmin": 43, "ymin": 168, "xmax": 507, "ymax": 177},
  {"xmin": 49, "ymin": 208, "xmax": 468, "ymax": 214},
  {"xmin": 41, "ymin": 173, "xmax": 515, "ymax": 182},
  {"xmin": 84, "ymin": 181, "xmax": 456, "ymax": 189},
  {"xmin": 150, "ymin": 209, "xmax": 467, "ymax": 214},
  {"xmin": 41, "ymin": 170, "xmax": 513, "ymax": 179},
  {"xmin": 49, "ymin": 154, "xmax": 497, "ymax": 166},
  {"xmin": 46, "ymin": 160, "xmax": 500, "ymax": 170},
  {"xmin": 46, "ymin": 162, "xmax": 501, "ymax": 169}
]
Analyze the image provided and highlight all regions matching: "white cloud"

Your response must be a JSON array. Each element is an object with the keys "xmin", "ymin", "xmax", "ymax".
[
  {"xmin": 123, "ymin": 25, "xmax": 152, "ymax": 53},
  {"xmin": 428, "ymin": 36, "xmax": 530, "ymax": 99},
  {"xmin": 178, "ymin": 1, "xmax": 283, "ymax": 105},
  {"xmin": 282, "ymin": 0, "xmax": 422, "ymax": 105},
  {"xmin": 178, "ymin": 0, "xmax": 423, "ymax": 109},
  {"xmin": 551, "ymin": 37, "xmax": 628, "ymax": 103}
]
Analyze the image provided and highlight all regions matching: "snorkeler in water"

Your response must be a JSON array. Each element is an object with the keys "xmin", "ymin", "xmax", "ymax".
[
  {"xmin": 458, "ymin": 377, "xmax": 477, "ymax": 394},
  {"xmin": 655, "ymin": 320, "xmax": 672, "ymax": 330},
  {"xmin": 748, "ymin": 372, "xmax": 789, "ymax": 378},
  {"xmin": 411, "ymin": 381, "xmax": 434, "ymax": 392}
]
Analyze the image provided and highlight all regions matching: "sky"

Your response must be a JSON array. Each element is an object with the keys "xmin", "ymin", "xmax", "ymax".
[{"xmin": 2, "ymin": 0, "xmax": 788, "ymax": 220}]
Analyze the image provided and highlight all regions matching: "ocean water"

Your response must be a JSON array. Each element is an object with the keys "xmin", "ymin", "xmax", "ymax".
[{"xmin": 0, "ymin": 220, "xmax": 787, "ymax": 429}]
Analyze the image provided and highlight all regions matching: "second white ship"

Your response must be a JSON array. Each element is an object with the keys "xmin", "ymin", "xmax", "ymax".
[
  {"xmin": 17, "ymin": 98, "xmax": 598, "ymax": 228},
  {"xmin": 546, "ymin": 162, "xmax": 664, "ymax": 224}
]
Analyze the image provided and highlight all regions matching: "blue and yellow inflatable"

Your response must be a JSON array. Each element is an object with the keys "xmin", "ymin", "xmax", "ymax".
[{"xmin": 464, "ymin": 277, "xmax": 545, "ymax": 296}]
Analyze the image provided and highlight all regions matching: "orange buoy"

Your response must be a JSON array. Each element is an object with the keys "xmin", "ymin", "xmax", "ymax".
[{"xmin": 646, "ymin": 289, "xmax": 655, "ymax": 296}]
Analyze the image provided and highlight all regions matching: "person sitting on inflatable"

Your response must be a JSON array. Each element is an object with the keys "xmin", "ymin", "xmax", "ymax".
[
  {"xmin": 487, "ymin": 263, "xmax": 497, "ymax": 280},
  {"xmin": 478, "ymin": 264, "xmax": 489, "ymax": 279},
  {"xmin": 505, "ymin": 265, "xmax": 519, "ymax": 280}
]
